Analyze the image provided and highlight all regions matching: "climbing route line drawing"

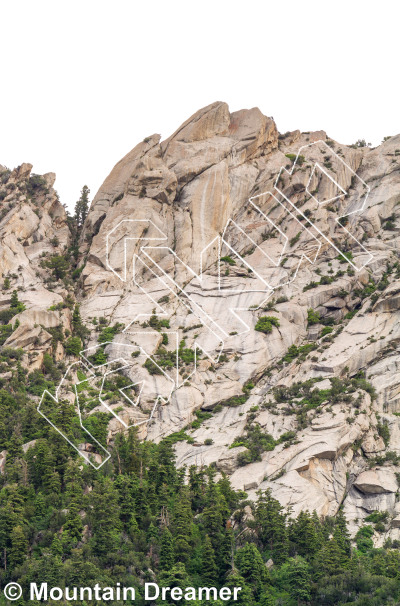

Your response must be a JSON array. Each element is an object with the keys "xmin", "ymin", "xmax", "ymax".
[{"xmin": 40, "ymin": 140, "xmax": 372, "ymax": 468}]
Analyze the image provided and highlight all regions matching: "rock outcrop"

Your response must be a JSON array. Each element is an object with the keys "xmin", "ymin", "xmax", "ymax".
[{"xmin": 2, "ymin": 102, "xmax": 400, "ymax": 544}]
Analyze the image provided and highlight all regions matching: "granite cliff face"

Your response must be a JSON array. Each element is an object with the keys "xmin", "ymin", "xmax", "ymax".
[
  {"xmin": 0, "ymin": 163, "xmax": 71, "ymax": 370},
  {"xmin": 2, "ymin": 101, "xmax": 400, "ymax": 543}
]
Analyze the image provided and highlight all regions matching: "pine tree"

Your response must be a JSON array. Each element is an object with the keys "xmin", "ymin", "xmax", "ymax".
[
  {"xmin": 44, "ymin": 469, "xmax": 61, "ymax": 498},
  {"xmin": 71, "ymin": 304, "xmax": 88, "ymax": 339},
  {"xmin": 74, "ymin": 185, "xmax": 90, "ymax": 228},
  {"xmin": 226, "ymin": 570, "xmax": 255, "ymax": 606},
  {"xmin": 72, "ymin": 304, "xmax": 81, "ymax": 331},
  {"xmin": 0, "ymin": 418, "xmax": 7, "ymax": 449},
  {"xmin": 63, "ymin": 500, "xmax": 83, "ymax": 543},
  {"xmin": 290, "ymin": 511, "xmax": 322, "ymax": 558},
  {"xmin": 254, "ymin": 490, "xmax": 288, "ymax": 564},
  {"xmin": 319, "ymin": 537, "xmax": 344, "ymax": 576},
  {"xmin": 115, "ymin": 475, "xmax": 136, "ymax": 529},
  {"xmin": 40, "ymin": 549, "xmax": 63, "ymax": 586},
  {"xmin": 217, "ymin": 474, "xmax": 241, "ymax": 511},
  {"xmin": 7, "ymin": 433, "xmax": 23, "ymax": 460},
  {"xmin": 129, "ymin": 513, "xmax": 139, "ymax": 538},
  {"xmin": 157, "ymin": 439, "xmax": 177, "ymax": 488},
  {"xmin": 188, "ymin": 465, "xmax": 207, "ymax": 510},
  {"xmin": 158, "ymin": 483, "xmax": 171, "ymax": 511},
  {"xmin": 134, "ymin": 480, "xmax": 151, "ymax": 523},
  {"xmin": 90, "ymin": 478, "xmax": 121, "ymax": 558},
  {"xmin": 10, "ymin": 290, "xmax": 25, "ymax": 311},
  {"xmin": 147, "ymin": 521, "xmax": 159, "ymax": 543},
  {"xmin": 258, "ymin": 589, "xmax": 275, "ymax": 606},
  {"xmin": 173, "ymin": 486, "xmax": 192, "ymax": 562},
  {"xmin": 218, "ymin": 527, "xmax": 234, "ymax": 581},
  {"xmin": 10, "ymin": 525, "xmax": 27, "ymax": 568},
  {"xmin": 202, "ymin": 477, "xmax": 229, "ymax": 549},
  {"xmin": 159, "ymin": 527, "xmax": 174, "ymax": 570},
  {"xmin": 10, "ymin": 288, "xmax": 18, "ymax": 308},
  {"xmin": 285, "ymin": 556, "xmax": 312, "ymax": 605},
  {"xmin": 33, "ymin": 492, "xmax": 47, "ymax": 526},
  {"xmin": 158, "ymin": 562, "xmax": 191, "ymax": 601},
  {"xmin": 312, "ymin": 509, "xmax": 324, "ymax": 544},
  {"xmin": 334, "ymin": 509, "xmax": 351, "ymax": 558},
  {"xmin": 16, "ymin": 361, "xmax": 25, "ymax": 385},
  {"xmin": 201, "ymin": 535, "xmax": 218, "ymax": 585},
  {"xmin": 64, "ymin": 460, "xmax": 84, "ymax": 505},
  {"xmin": 51, "ymin": 534, "xmax": 63, "ymax": 557},
  {"xmin": 114, "ymin": 427, "xmax": 142, "ymax": 475},
  {"xmin": 147, "ymin": 482, "xmax": 159, "ymax": 515},
  {"xmin": 27, "ymin": 439, "xmax": 53, "ymax": 489},
  {"xmin": 235, "ymin": 542, "xmax": 269, "ymax": 599},
  {"xmin": 66, "ymin": 548, "xmax": 87, "ymax": 586},
  {"xmin": 45, "ymin": 255, "xmax": 69, "ymax": 280}
]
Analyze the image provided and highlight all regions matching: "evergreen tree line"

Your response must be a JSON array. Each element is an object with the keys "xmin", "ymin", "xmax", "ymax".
[{"xmin": 2, "ymin": 421, "xmax": 400, "ymax": 605}]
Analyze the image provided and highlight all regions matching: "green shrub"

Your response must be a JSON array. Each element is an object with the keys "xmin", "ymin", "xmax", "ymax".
[
  {"xmin": 377, "ymin": 421, "xmax": 390, "ymax": 446},
  {"xmin": 384, "ymin": 220, "xmax": 396, "ymax": 230},
  {"xmin": 161, "ymin": 429, "xmax": 191, "ymax": 445},
  {"xmin": 0, "ymin": 324, "xmax": 13, "ymax": 345},
  {"xmin": 98, "ymin": 323, "xmax": 124, "ymax": 344},
  {"xmin": 235, "ymin": 422, "xmax": 277, "ymax": 465},
  {"xmin": 44, "ymin": 255, "xmax": 69, "ymax": 280},
  {"xmin": 0, "ymin": 308, "xmax": 18, "ymax": 324},
  {"xmin": 255, "ymin": 316, "xmax": 280, "ymax": 334},
  {"xmin": 191, "ymin": 410, "xmax": 213, "ymax": 429},
  {"xmin": 27, "ymin": 370, "xmax": 55, "ymax": 396},
  {"xmin": 72, "ymin": 266, "xmax": 84, "ymax": 280},
  {"xmin": 282, "ymin": 343, "xmax": 316, "ymax": 363},
  {"xmin": 0, "ymin": 347, "xmax": 23, "ymax": 360},
  {"xmin": 220, "ymin": 255, "xmax": 236, "ymax": 266},
  {"xmin": 289, "ymin": 232, "xmax": 301, "ymax": 247},
  {"xmin": 220, "ymin": 394, "xmax": 249, "ymax": 408},
  {"xmin": 65, "ymin": 336, "xmax": 82, "ymax": 356},
  {"xmin": 93, "ymin": 348, "xmax": 107, "ymax": 365},
  {"xmin": 307, "ymin": 309, "xmax": 320, "ymax": 326},
  {"xmin": 144, "ymin": 358, "xmax": 163, "ymax": 375},
  {"xmin": 47, "ymin": 325, "xmax": 64, "ymax": 348},
  {"xmin": 285, "ymin": 153, "xmax": 305, "ymax": 165},
  {"xmin": 26, "ymin": 173, "xmax": 48, "ymax": 196},
  {"xmin": 365, "ymin": 511, "xmax": 388, "ymax": 524},
  {"xmin": 355, "ymin": 525, "xmax": 374, "ymax": 553},
  {"xmin": 83, "ymin": 412, "xmax": 111, "ymax": 445},
  {"xmin": 148, "ymin": 315, "xmax": 170, "ymax": 330},
  {"xmin": 337, "ymin": 251, "xmax": 354, "ymax": 264}
]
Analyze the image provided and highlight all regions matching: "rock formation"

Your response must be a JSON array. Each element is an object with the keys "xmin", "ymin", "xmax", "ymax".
[{"xmin": 2, "ymin": 101, "xmax": 400, "ymax": 545}]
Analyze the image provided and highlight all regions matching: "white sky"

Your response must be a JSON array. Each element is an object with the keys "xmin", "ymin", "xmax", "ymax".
[{"xmin": 0, "ymin": 0, "xmax": 399, "ymax": 211}]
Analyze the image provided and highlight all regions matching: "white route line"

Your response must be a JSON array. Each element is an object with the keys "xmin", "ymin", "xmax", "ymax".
[
  {"xmin": 118, "ymin": 380, "xmax": 144, "ymax": 407},
  {"xmin": 40, "ymin": 139, "xmax": 374, "ymax": 468},
  {"xmin": 106, "ymin": 219, "xmax": 166, "ymax": 282},
  {"xmin": 80, "ymin": 340, "xmax": 175, "ymax": 422},
  {"xmin": 37, "ymin": 360, "xmax": 111, "ymax": 469},
  {"xmin": 274, "ymin": 140, "xmax": 373, "ymax": 271}
]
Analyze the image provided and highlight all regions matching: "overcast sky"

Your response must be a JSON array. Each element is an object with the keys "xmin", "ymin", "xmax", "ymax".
[{"xmin": 0, "ymin": 0, "xmax": 399, "ymax": 211}]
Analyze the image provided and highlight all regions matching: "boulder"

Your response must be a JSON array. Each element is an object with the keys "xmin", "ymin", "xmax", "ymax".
[{"xmin": 354, "ymin": 469, "xmax": 398, "ymax": 494}]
